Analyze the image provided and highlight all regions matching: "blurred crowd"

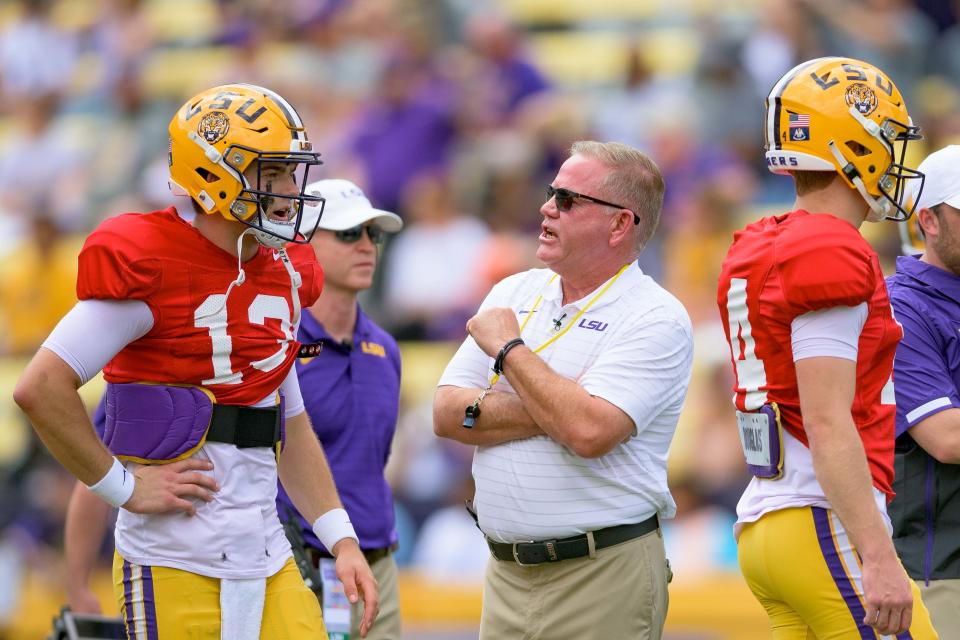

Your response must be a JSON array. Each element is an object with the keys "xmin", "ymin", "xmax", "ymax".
[{"xmin": 1, "ymin": 0, "xmax": 959, "ymax": 631}]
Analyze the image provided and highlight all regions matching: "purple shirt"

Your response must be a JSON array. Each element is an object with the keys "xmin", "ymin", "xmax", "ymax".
[
  {"xmin": 350, "ymin": 97, "xmax": 455, "ymax": 211},
  {"xmin": 495, "ymin": 57, "xmax": 550, "ymax": 114},
  {"xmin": 886, "ymin": 255, "xmax": 960, "ymax": 436},
  {"xmin": 277, "ymin": 306, "xmax": 401, "ymax": 551}
]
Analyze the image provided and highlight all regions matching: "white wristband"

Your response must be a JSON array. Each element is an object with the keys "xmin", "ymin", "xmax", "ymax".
[
  {"xmin": 86, "ymin": 457, "xmax": 135, "ymax": 508},
  {"xmin": 311, "ymin": 508, "xmax": 359, "ymax": 552}
]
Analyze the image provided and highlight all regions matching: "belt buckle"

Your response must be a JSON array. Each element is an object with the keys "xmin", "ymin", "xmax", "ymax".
[{"xmin": 511, "ymin": 541, "xmax": 536, "ymax": 566}]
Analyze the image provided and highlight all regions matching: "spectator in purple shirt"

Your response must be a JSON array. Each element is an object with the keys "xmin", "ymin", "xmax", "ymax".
[
  {"xmin": 277, "ymin": 178, "xmax": 404, "ymax": 640},
  {"xmin": 463, "ymin": 12, "xmax": 550, "ymax": 120},
  {"xmin": 349, "ymin": 53, "xmax": 457, "ymax": 212},
  {"xmin": 887, "ymin": 145, "xmax": 960, "ymax": 636}
]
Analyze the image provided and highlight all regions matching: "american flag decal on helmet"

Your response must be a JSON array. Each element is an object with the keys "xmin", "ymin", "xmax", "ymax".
[{"xmin": 788, "ymin": 113, "xmax": 810, "ymax": 141}]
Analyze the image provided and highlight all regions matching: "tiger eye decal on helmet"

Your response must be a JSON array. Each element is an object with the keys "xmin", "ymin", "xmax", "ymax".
[
  {"xmin": 198, "ymin": 111, "xmax": 230, "ymax": 144},
  {"xmin": 168, "ymin": 83, "xmax": 326, "ymax": 247},
  {"xmin": 844, "ymin": 83, "xmax": 878, "ymax": 117},
  {"xmin": 764, "ymin": 57, "xmax": 925, "ymax": 222}
]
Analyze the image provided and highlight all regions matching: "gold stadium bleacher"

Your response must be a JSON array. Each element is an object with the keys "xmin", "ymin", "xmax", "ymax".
[
  {"xmin": 51, "ymin": 0, "xmax": 219, "ymax": 40},
  {"xmin": 527, "ymin": 28, "xmax": 702, "ymax": 85},
  {"xmin": 499, "ymin": 0, "xmax": 762, "ymax": 25},
  {"xmin": 495, "ymin": 0, "xmax": 766, "ymax": 85}
]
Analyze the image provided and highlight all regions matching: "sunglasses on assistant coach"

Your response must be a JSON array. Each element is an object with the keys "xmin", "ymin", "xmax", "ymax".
[
  {"xmin": 333, "ymin": 224, "xmax": 386, "ymax": 244},
  {"xmin": 545, "ymin": 185, "xmax": 640, "ymax": 225}
]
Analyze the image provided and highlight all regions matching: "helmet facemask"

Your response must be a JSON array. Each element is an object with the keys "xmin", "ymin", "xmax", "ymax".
[
  {"xmin": 224, "ymin": 146, "xmax": 326, "ymax": 248},
  {"xmin": 832, "ymin": 108, "xmax": 925, "ymax": 222},
  {"xmin": 875, "ymin": 117, "xmax": 924, "ymax": 222}
]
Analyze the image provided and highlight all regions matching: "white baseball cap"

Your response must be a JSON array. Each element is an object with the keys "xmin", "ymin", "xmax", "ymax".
[
  {"xmin": 300, "ymin": 178, "xmax": 403, "ymax": 234},
  {"xmin": 913, "ymin": 145, "xmax": 960, "ymax": 212}
]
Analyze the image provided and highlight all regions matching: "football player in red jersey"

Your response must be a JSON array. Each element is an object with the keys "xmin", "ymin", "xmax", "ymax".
[
  {"xmin": 13, "ymin": 84, "xmax": 378, "ymax": 639},
  {"xmin": 717, "ymin": 58, "xmax": 938, "ymax": 638}
]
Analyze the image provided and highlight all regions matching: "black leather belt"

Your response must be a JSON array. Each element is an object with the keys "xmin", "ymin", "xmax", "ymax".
[
  {"xmin": 206, "ymin": 404, "xmax": 281, "ymax": 448},
  {"xmin": 487, "ymin": 514, "xmax": 659, "ymax": 566},
  {"xmin": 310, "ymin": 543, "xmax": 398, "ymax": 566}
]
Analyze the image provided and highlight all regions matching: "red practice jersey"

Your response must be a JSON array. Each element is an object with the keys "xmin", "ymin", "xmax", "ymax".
[
  {"xmin": 717, "ymin": 210, "xmax": 900, "ymax": 498},
  {"xmin": 77, "ymin": 208, "xmax": 323, "ymax": 405}
]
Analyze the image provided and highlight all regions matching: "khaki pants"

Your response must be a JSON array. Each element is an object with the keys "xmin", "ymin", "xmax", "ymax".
[
  {"xmin": 480, "ymin": 529, "xmax": 669, "ymax": 640},
  {"xmin": 918, "ymin": 578, "xmax": 960, "ymax": 639}
]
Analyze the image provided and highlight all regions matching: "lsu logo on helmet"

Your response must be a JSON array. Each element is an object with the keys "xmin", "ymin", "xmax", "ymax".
[
  {"xmin": 844, "ymin": 83, "xmax": 878, "ymax": 116},
  {"xmin": 198, "ymin": 111, "xmax": 230, "ymax": 144}
]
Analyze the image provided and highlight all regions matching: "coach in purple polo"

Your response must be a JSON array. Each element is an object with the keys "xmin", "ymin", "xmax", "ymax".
[
  {"xmin": 277, "ymin": 178, "xmax": 404, "ymax": 640},
  {"xmin": 887, "ymin": 145, "xmax": 960, "ymax": 637}
]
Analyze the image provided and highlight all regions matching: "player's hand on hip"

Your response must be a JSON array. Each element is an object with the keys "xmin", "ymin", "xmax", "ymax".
[
  {"xmin": 122, "ymin": 458, "xmax": 218, "ymax": 516},
  {"xmin": 467, "ymin": 308, "xmax": 521, "ymax": 358},
  {"xmin": 333, "ymin": 538, "xmax": 379, "ymax": 638},
  {"xmin": 861, "ymin": 554, "xmax": 913, "ymax": 636}
]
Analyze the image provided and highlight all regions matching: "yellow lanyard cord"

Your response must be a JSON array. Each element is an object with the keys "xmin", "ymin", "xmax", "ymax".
[{"xmin": 486, "ymin": 262, "xmax": 631, "ymax": 387}]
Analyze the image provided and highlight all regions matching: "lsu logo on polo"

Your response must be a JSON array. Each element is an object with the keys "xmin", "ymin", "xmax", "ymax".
[
  {"xmin": 578, "ymin": 319, "xmax": 608, "ymax": 332},
  {"xmin": 361, "ymin": 341, "xmax": 386, "ymax": 357}
]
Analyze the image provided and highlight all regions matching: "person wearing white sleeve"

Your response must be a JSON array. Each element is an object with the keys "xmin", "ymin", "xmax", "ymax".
[
  {"xmin": 716, "ymin": 57, "xmax": 936, "ymax": 640},
  {"xmin": 14, "ymin": 84, "xmax": 377, "ymax": 639},
  {"xmin": 434, "ymin": 141, "xmax": 693, "ymax": 640}
]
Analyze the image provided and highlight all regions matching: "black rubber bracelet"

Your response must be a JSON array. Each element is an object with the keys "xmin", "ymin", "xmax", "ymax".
[{"xmin": 493, "ymin": 338, "xmax": 525, "ymax": 375}]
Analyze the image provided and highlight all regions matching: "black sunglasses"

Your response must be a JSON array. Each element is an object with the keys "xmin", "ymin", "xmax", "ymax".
[
  {"xmin": 334, "ymin": 224, "xmax": 385, "ymax": 244},
  {"xmin": 546, "ymin": 185, "xmax": 640, "ymax": 225}
]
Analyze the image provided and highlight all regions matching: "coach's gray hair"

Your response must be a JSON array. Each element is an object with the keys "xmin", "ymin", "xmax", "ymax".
[{"xmin": 570, "ymin": 140, "xmax": 665, "ymax": 252}]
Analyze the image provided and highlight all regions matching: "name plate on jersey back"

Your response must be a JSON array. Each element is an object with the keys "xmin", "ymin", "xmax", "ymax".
[{"xmin": 736, "ymin": 404, "xmax": 784, "ymax": 479}]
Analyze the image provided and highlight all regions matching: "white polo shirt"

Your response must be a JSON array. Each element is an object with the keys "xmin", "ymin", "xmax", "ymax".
[{"xmin": 438, "ymin": 262, "xmax": 694, "ymax": 543}]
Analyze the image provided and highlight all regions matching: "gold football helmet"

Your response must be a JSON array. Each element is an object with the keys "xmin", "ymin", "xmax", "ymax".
[
  {"xmin": 168, "ymin": 83, "xmax": 324, "ymax": 247},
  {"xmin": 899, "ymin": 177, "xmax": 926, "ymax": 254},
  {"xmin": 764, "ymin": 57, "xmax": 924, "ymax": 222},
  {"xmin": 899, "ymin": 214, "xmax": 925, "ymax": 255}
]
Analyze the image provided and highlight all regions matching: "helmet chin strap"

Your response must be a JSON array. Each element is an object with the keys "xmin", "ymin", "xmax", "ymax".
[
  {"xmin": 225, "ymin": 227, "xmax": 254, "ymax": 291},
  {"xmin": 827, "ymin": 140, "xmax": 890, "ymax": 223},
  {"xmin": 195, "ymin": 228, "xmax": 256, "ymax": 321},
  {"xmin": 841, "ymin": 106, "xmax": 902, "ymax": 222},
  {"xmin": 254, "ymin": 216, "xmax": 295, "ymax": 248},
  {"xmin": 195, "ymin": 226, "xmax": 302, "ymax": 325}
]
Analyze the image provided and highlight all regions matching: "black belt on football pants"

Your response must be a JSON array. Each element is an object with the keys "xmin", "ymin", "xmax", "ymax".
[{"xmin": 205, "ymin": 405, "xmax": 281, "ymax": 448}]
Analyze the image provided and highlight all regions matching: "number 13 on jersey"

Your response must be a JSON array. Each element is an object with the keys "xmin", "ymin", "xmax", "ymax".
[{"xmin": 194, "ymin": 293, "xmax": 295, "ymax": 385}]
